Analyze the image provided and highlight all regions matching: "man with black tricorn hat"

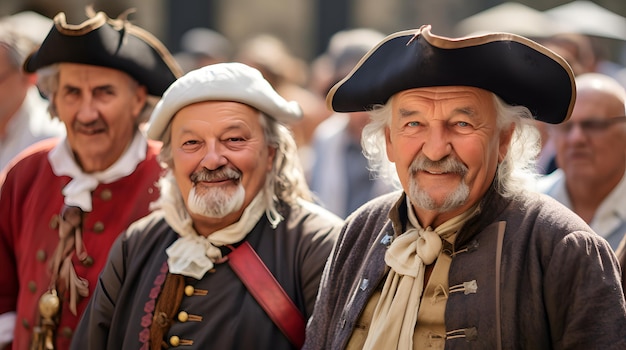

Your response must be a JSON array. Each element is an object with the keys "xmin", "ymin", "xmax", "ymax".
[
  {"xmin": 0, "ymin": 8, "xmax": 182, "ymax": 350},
  {"xmin": 304, "ymin": 25, "xmax": 626, "ymax": 349}
]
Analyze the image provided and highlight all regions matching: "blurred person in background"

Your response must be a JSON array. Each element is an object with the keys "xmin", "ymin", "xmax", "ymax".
[
  {"xmin": 537, "ymin": 72, "xmax": 626, "ymax": 250},
  {"xmin": 173, "ymin": 27, "xmax": 233, "ymax": 73},
  {"xmin": 309, "ymin": 28, "xmax": 396, "ymax": 218},
  {"xmin": 0, "ymin": 17, "xmax": 65, "ymax": 170},
  {"xmin": 71, "ymin": 62, "xmax": 340, "ymax": 349},
  {"xmin": 235, "ymin": 34, "xmax": 328, "ymax": 177},
  {"xmin": 0, "ymin": 8, "xmax": 181, "ymax": 349},
  {"xmin": 534, "ymin": 32, "xmax": 599, "ymax": 175}
]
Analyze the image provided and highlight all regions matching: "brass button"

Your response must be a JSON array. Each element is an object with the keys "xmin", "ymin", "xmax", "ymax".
[
  {"xmin": 61, "ymin": 326, "xmax": 72, "ymax": 338},
  {"xmin": 100, "ymin": 189, "xmax": 112, "ymax": 201},
  {"xmin": 170, "ymin": 335, "xmax": 180, "ymax": 347},
  {"xmin": 36, "ymin": 250, "xmax": 46, "ymax": 262},
  {"xmin": 178, "ymin": 311, "xmax": 189, "ymax": 322},
  {"xmin": 49, "ymin": 215, "xmax": 59, "ymax": 229},
  {"xmin": 81, "ymin": 255, "xmax": 94, "ymax": 267},
  {"xmin": 208, "ymin": 268, "xmax": 216, "ymax": 273},
  {"xmin": 184, "ymin": 285, "xmax": 194, "ymax": 297},
  {"xmin": 27, "ymin": 281, "xmax": 36, "ymax": 293},
  {"xmin": 93, "ymin": 221, "xmax": 105, "ymax": 233},
  {"xmin": 22, "ymin": 319, "xmax": 29, "ymax": 329}
]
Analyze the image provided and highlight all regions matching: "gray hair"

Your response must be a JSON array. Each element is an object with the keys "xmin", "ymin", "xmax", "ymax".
[
  {"xmin": 35, "ymin": 63, "xmax": 156, "ymax": 125},
  {"xmin": 362, "ymin": 92, "xmax": 541, "ymax": 199},
  {"xmin": 158, "ymin": 111, "xmax": 312, "ymax": 224}
]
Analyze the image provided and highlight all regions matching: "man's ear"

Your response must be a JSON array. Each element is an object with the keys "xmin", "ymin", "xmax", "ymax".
[
  {"xmin": 498, "ymin": 123, "xmax": 515, "ymax": 162},
  {"xmin": 385, "ymin": 126, "xmax": 395, "ymax": 162},
  {"xmin": 132, "ymin": 85, "xmax": 148, "ymax": 119}
]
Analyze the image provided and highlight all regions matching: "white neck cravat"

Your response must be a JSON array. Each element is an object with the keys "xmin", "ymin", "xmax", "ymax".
[{"xmin": 48, "ymin": 130, "xmax": 147, "ymax": 212}]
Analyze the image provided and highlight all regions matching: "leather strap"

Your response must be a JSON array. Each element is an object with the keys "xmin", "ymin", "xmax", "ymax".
[{"xmin": 227, "ymin": 241, "xmax": 305, "ymax": 348}]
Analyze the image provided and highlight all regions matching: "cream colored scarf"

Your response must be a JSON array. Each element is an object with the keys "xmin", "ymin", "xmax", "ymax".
[
  {"xmin": 363, "ymin": 197, "xmax": 477, "ymax": 349},
  {"xmin": 156, "ymin": 171, "xmax": 268, "ymax": 279}
]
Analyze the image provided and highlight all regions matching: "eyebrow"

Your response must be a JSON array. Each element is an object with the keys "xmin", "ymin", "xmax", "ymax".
[
  {"xmin": 398, "ymin": 108, "xmax": 419, "ymax": 118},
  {"xmin": 61, "ymin": 83, "xmax": 116, "ymax": 92},
  {"xmin": 397, "ymin": 106, "xmax": 478, "ymax": 118}
]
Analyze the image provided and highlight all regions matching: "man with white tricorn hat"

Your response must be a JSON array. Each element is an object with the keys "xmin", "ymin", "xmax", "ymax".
[
  {"xmin": 304, "ymin": 25, "xmax": 626, "ymax": 349},
  {"xmin": 72, "ymin": 62, "xmax": 341, "ymax": 349}
]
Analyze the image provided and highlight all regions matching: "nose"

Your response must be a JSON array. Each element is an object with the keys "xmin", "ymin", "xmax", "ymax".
[
  {"xmin": 421, "ymin": 123, "xmax": 452, "ymax": 161},
  {"xmin": 76, "ymin": 96, "xmax": 99, "ymax": 124},
  {"xmin": 199, "ymin": 140, "xmax": 228, "ymax": 170}
]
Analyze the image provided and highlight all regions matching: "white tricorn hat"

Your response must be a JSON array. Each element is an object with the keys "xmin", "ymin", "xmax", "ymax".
[{"xmin": 147, "ymin": 62, "xmax": 303, "ymax": 141}]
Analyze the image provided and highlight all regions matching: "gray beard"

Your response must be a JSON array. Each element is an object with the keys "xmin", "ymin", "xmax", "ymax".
[
  {"xmin": 408, "ymin": 176, "xmax": 469, "ymax": 212},
  {"xmin": 187, "ymin": 184, "xmax": 245, "ymax": 218}
]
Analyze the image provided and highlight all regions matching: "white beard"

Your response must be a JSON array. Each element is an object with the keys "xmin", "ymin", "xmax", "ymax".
[{"xmin": 187, "ymin": 183, "xmax": 245, "ymax": 218}]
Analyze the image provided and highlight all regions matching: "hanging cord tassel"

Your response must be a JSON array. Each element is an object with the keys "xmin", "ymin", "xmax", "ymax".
[
  {"xmin": 32, "ymin": 206, "xmax": 89, "ymax": 349},
  {"xmin": 50, "ymin": 205, "xmax": 89, "ymax": 315}
]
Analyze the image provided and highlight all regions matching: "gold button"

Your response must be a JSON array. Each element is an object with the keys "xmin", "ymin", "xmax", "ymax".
[
  {"xmin": 100, "ymin": 189, "xmax": 112, "ymax": 201},
  {"xmin": 170, "ymin": 335, "xmax": 180, "ymax": 347},
  {"xmin": 36, "ymin": 250, "xmax": 46, "ymax": 262},
  {"xmin": 81, "ymin": 256, "xmax": 94, "ymax": 267},
  {"xmin": 184, "ymin": 285, "xmax": 194, "ymax": 297},
  {"xmin": 28, "ymin": 281, "xmax": 36, "ymax": 293},
  {"xmin": 93, "ymin": 221, "xmax": 104, "ymax": 233},
  {"xmin": 61, "ymin": 326, "xmax": 72, "ymax": 338},
  {"xmin": 49, "ymin": 215, "xmax": 59, "ymax": 229},
  {"xmin": 178, "ymin": 311, "xmax": 189, "ymax": 322},
  {"xmin": 208, "ymin": 268, "xmax": 216, "ymax": 273},
  {"xmin": 22, "ymin": 319, "xmax": 29, "ymax": 329}
]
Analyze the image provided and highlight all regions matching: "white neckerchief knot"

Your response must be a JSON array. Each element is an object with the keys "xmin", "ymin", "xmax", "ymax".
[
  {"xmin": 48, "ymin": 131, "xmax": 147, "ymax": 212},
  {"xmin": 363, "ymin": 196, "xmax": 478, "ymax": 350},
  {"xmin": 384, "ymin": 226, "xmax": 442, "ymax": 278},
  {"xmin": 157, "ymin": 171, "xmax": 267, "ymax": 279}
]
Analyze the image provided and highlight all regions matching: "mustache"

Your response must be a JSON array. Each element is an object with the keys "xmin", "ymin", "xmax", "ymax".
[
  {"xmin": 190, "ymin": 167, "xmax": 241, "ymax": 183},
  {"xmin": 409, "ymin": 154, "xmax": 468, "ymax": 175},
  {"xmin": 73, "ymin": 118, "xmax": 107, "ymax": 130}
]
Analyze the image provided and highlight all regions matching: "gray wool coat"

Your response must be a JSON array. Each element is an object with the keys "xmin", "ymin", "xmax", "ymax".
[{"xmin": 304, "ymin": 186, "xmax": 626, "ymax": 350}]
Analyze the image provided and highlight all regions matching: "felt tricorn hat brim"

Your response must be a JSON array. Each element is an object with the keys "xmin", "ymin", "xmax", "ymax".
[
  {"xmin": 24, "ymin": 11, "xmax": 183, "ymax": 96},
  {"xmin": 327, "ymin": 25, "xmax": 576, "ymax": 124}
]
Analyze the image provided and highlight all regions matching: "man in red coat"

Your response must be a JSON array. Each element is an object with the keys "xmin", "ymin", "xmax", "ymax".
[{"xmin": 0, "ymin": 8, "xmax": 181, "ymax": 350}]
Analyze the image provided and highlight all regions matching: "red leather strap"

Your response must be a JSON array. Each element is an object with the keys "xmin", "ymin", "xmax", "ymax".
[{"xmin": 227, "ymin": 241, "xmax": 305, "ymax": 348}]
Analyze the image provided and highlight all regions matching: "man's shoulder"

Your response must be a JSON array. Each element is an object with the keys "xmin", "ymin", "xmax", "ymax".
[
  {"xmin": 349, "ymin": 191, "xmax": 402, "ymax": 219},
  {"xmin": 291, "ymin": 198, "xmax": 344, "ymax": 226},
  {"xmin": 125, "ymin": 211, "xmax": 168, "ymax": 238},
  {"xmin": 1, "ymin": 138, "xmax": 57, "ymax": 182}
]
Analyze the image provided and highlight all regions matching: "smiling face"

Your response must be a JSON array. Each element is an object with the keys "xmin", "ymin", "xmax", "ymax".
[
  {"xmin": 54, "ymin": 63, "xmax": 147, "ymax": 172},
  {"xmin": 385, "ymin": 86, "xmax": 513, "ymax": 227},
  {"xmin": 170, "ymin": 101, "xmax": 275, "ymax": 234}
]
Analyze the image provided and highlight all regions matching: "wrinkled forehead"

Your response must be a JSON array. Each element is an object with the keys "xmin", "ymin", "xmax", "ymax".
[{"xmin": 391, "ymin": 86, "xmax": 495, "ymax": 112}]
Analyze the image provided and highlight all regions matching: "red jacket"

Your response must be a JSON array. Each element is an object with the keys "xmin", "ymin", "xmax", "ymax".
[{"xmin": 0, "ymin": 138, "xmax": 162, "ymax": 350}]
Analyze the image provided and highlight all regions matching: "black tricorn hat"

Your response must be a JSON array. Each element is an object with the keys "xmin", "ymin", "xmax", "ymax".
[
  {"xmin": 24, "ymin": 9, "xmax": 183, "ymax": 96},
  {"xmin": 327, "ymin": 25, "xmax": 576, "ymax": 124}
]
